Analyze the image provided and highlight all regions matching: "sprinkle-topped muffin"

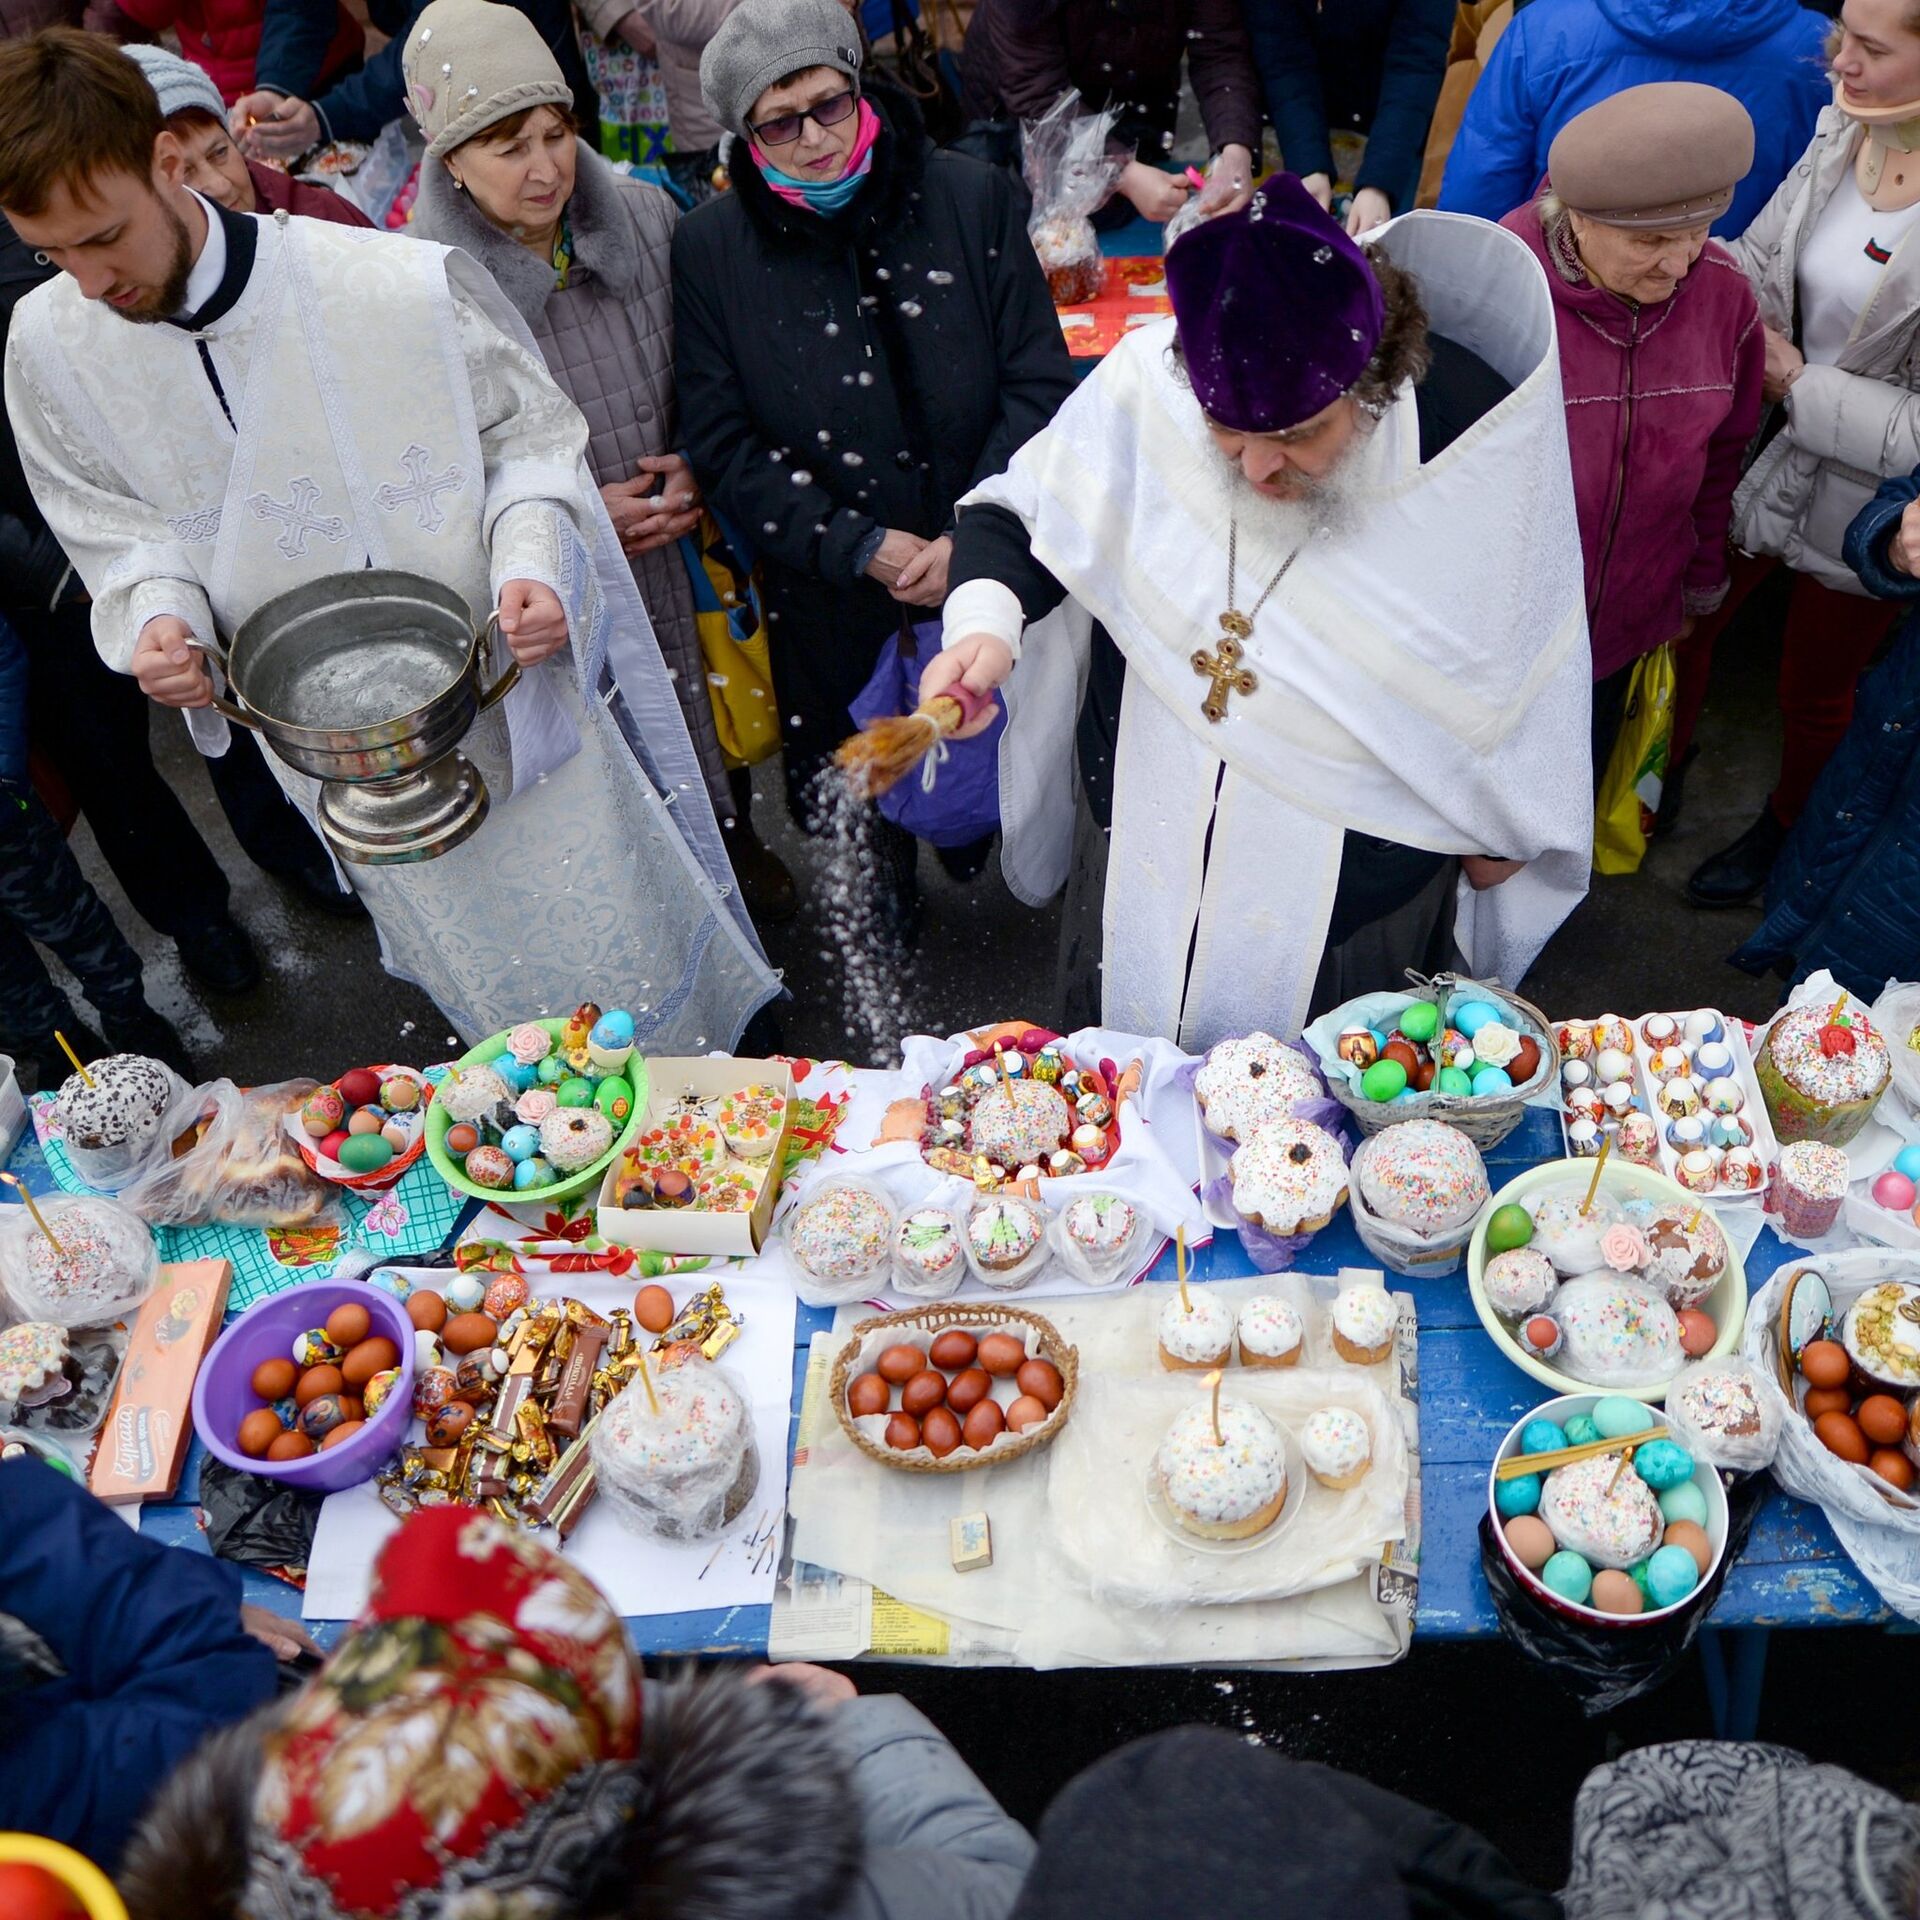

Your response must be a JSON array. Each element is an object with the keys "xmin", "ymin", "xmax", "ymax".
[
  {"xmin": 1300, "ymin": 1406, "xmax": 1373, "ymax": 1489},
  {"xmin": 1157, "ymin": 1290, "xmax": 1235, "ymax": 1371},
  {"xmin": 1331, "ymin": 1285, "xmax": 1396, "ymax": 1365},
  {"xmin": 1237, "ymin": 1295, "xmax": 1304, "ymax": 1369},
  {"xmin": 789, "ymin": 1183, "xmax": 892, "ymax": 1283},
  {"xmin": 1193, "ymin": 1032, "xmax": 1324, "ymax": 1143},
  {"xmin": 1353, "ymin": 1120, "xmax": 1489, "ymax": 1238}
]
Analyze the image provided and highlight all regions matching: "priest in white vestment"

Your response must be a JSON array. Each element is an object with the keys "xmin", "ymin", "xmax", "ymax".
[
  {"xmin": 0, "ymin": 27, "xmax": 778, "ymax": 1047},
  {"xmin": 925, "ymin": 174, "xmax": 1594, "ymax": 1052}
]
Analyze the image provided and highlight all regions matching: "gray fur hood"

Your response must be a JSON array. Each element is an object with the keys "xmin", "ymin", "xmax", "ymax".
[
  {"xmin": 117, "ymin": 1670, "xmax": 862, "ymax": 1920},
  {"xmin": 412, "ymin": 140, "xmax": 664, "ymax": 329}
]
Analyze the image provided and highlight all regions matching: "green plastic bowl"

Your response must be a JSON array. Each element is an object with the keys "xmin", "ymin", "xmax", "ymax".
[{"xmin": 424, "ymin": 1017, "xmax": 650, "ymax": 1206}]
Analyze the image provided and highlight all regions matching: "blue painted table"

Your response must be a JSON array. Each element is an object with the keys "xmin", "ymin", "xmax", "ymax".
[{"xmin": 5, "ymin": 1110, "xmax": 1887, "ymax": 1724}]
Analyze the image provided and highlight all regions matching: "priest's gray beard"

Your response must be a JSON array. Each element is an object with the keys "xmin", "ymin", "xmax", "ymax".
[{"xmin": 1228, "ymin": 412, "xmax": 1381, "ymax": 551}]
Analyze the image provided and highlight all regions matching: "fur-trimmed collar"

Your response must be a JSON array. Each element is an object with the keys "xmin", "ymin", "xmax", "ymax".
[
  {"xmin": 118, "ymin": 1671, "xmax": 862, "ymax": 1920},
  {"xmin": 413, "ymin": 139, "xmax": 651, "ymax": 328}
]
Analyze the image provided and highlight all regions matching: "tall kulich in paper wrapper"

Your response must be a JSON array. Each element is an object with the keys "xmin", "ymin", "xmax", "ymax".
[
  {"xmin": 1754, "ymin": 1005, "xmax": 1891, "ymax": 1146},
  {"xmin": 590, "ymin": 1355, "xmax": 758, "ymax": 1541}
]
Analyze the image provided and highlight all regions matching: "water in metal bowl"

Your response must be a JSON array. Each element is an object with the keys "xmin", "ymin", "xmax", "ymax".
[{"xmin": 274, "ymin": 624, "xmax": 467, "ymax": 730}]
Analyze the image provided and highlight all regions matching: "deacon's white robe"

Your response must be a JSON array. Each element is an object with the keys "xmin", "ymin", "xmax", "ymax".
[
  {"xmin": 5, "ymin": 208, "xmax": 777, "ymax": 1046},
  {"xmin": 957, "ymin": 211, "xmax": 1594, "ymax": 1051}
]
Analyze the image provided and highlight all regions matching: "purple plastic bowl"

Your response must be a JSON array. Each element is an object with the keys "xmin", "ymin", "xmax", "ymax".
[{"xmin": 191, "ymin": 1281, "xmax": 417, "ymax": 1493}]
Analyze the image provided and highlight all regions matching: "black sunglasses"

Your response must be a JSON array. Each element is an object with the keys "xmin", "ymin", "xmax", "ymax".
[{"xmin": 748, "ymin": 88, "xmax": 857, "ymax": 147}]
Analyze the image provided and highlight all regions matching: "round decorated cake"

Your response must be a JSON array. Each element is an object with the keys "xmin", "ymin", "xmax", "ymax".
[
  {"xmin": 1354, "ymin": 1120, "xmax": 1489, "ymax": 1239},
  {"xmin": 1840, "ymin": 1280, "xmax": 1920, "ymax": 1389},
  {"xmin": 790, "ymin": 1183, "xmax": 892, "ymax": 1282},
  {"xmin": 1158, "ymin": 1290, "xmax": 1235, "ymax": 1370},
  {"xmin": 968, "ymin": 1081, "xmax": 1072, "ymax": 1170},
  {"xmin": 1538, "ymin": 1452, "xmax": 1663, "ymax": 1570},
  {"xmin": 7, "ymin": 1195, "xmax": 158, "ymax": 1326},
  {"xmin": 437, "ymin": 1064, "xmax": 511, "ymax": 1124},
  {"xmin": 55, "ymin": 1054, "xmax": 177, "ymax": 1179},
  {"xmin": 1756, "ymin": 1005, "xmax": 1891, "ymax": 1146},
  {"xmin": 1332, "ymin": 1284, "xmax": 1396, "ymax": 1365},
  {"xmin": 1483, "ymin": 1247, "xmax": 1558, "ymax": 1319},
  {"xmin": 894, "ymin": 1207, "xmax": 964, "ymax": 1295},
  {"xmin": 1528, "ymin": 1191, "xmax": 1619, "ymax": 1276},
  {"xmin": 1300, "ymin": 1406, "xmax": 1372, "ymax": 1489},
  {"xmin": 967, "ymin": 1194, "xmax": 1047, "ymax": 1280},
  {"xmin": 1669, "ymin": 1363, "xmax": 1769, "ymax": 1463},
  {"xmin": 539, "ymin": 1106, "xmax": 614, "ymax": 1173},
  {"xmin": 1641, "ymin": 1209, "xmax": 1728, "ymax": 1311},
  {"xmin": 593, "ymin": 1360, "xmax": 758, "ymax": 1541},
  {"xmin": 1155, "ymin": 1397, "xmax": 1288, "ymax": 1540},
  {"xmin": 1553, "ymin": 1274, "xmax": 1684, "ymax": 1387},
  {"xmin": 1193, "ymin": 1032, "xmax": 1324, "ymax": 1143},
  {"xmin": 0, "ymin": 1321, "xmax": 69, "ymax": 1407},
  {"xmin": 1060, "ymin": 1193, "xmax": 1138, "ymax": 1268},
  {"xmin": 1237, "ymin": 1295, "xmax": 1304, "ymax": 1368},
  {"xmin": 1229, "ymin": 1117, "xmax": 1348, "ymax": 1236}
]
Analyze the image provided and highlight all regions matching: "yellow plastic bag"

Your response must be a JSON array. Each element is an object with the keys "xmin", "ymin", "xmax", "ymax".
[
  {"xmin": 683, "ymin": 515, "xmax": 780, "ymax": 770},
  {"xmin": 1593, "ymin": 643, "xmax": 1676, "ymax": 875}
]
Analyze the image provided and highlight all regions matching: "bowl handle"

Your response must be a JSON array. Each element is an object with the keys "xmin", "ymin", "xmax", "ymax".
[
  {"xmin": 181, "ymin": 636, "xmax": 262, "ymax": 731},
  {"xmin": 477, "ymin": 608, "xmax": 521, "ymax": 712}
]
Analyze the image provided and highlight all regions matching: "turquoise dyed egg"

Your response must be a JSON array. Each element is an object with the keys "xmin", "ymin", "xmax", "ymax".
[
  {"xmin": 1470, "ymin": 1066, "xmax": 1514, "ymax": 1094},
  {"xmin": 1632, "ymin": 1439, "xmax": 1695, "ymax": 1491},
  {"xmin": 500, "ymin": 1123, "xmax": 541, "ymax": 1163},
  {"xmin": 1658, "ymin": 1479, "xmax": 1709, "ymax": 1527},
  {"xmin": 1894, "ymin": 1145, "xmax": 1920, "ymax": 1183},
  {"xmin": 496, "ymin": 1057, "xmax": 538, "ymax": 1095},
  {"xmin": 1592, "ymin": 1397, "xmax": 1656, "ymax": 1439},
  {"xmin": 1495, "ymin": 1471, "xmax": 1541, "ymax": 1517},
  {"xmin": 556, "ymin": 1076, "xmax": 595, "ymax": 1108},
  {"xmin": 1646, "ymin": 1544, "xmax": 1699, "ymax": 1608},
  {"xmin": 1361, "ymin": 1059, "xmax": 1408, "ymax": 1102},
  {"xmin": 513, "ymin": 1156, "xmax": 556, "ymax": 1191},
  {"xmin": 1540, "ymin": 1550, "xmax": 1592, "ymax": 1603},
  {"xmin": 1563, "ymin": 1415, "xmax": 1602, "ymax": 1446},
  {"xmin": 1521, "ymin": 1419, "xmax": 1568, "ymax": 1456},
  {"xmin": 1453, "ymin": 1000, "xmax": 1503, "ymax": 1037}
]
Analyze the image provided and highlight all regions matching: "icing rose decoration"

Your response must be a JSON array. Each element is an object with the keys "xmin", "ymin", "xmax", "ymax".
[
  {"xmin": 1600, "ymin": 1222, "xmax": 1650, "ymax": 1273},
  {"xmin": 1468, "ymin": 1022, "xmax": 1521, "ymax": 1068}
]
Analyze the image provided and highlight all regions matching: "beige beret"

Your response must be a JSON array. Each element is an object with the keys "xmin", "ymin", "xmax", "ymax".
[{"xmin": 1549, "ymin": 82, "xmax": 1755, "ymax": 230}]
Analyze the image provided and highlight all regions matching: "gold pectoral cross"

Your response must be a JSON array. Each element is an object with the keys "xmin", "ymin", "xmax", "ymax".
[{"xmin": 1192, "ymin": 625, "xmax": 1257, "ymax": 723}]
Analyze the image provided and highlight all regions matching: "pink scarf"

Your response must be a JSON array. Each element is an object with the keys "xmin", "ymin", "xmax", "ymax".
[{"xmin": 752, "ymin": 98, "xmax": 882, "ymax": 213}]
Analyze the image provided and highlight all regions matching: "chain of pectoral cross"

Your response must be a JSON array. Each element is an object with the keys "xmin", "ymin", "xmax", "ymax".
[{"xmin": 1190, "ymin": 517, "xmax": 1301, "ymax": 724}]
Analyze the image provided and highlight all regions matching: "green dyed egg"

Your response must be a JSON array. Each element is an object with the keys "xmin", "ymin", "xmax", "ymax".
[
  {"xmin": 1541, "ymin": 1551, "xmax": 1592, "ymax": 1604},
  {"xmin": 1563, "ymin": 1415, "xmax": 1602, "ymax": 1447},
  {"xmin": 1592, "ymin": 1396, "xmax": 1656, "ymax": 1439},
  {"xmin": 1485, "ymin": 1203, "xmax": 1534, "ymax": 1253},
  {"xmin": 1436, "ymin": 1067, "xmax": 1474, "ymax": 1095},
  {"xmin": 1361, "ymin": 1059, "xmax": 1408, "ymax": 1103},
  {"xmin": 1629, "ymin": 1558, "xmax": 1653, "ymax": 1599},
  {"xmin": 338, "ymin": 1131, "xmax": 395, "ymax": 1174},
  {"xmin": 1398, "ymin": 1001, "xmax": 1440, "ymax": 1045},
  {"xmin": 1658, "ymin": 1479, "xmax": 1709, "ymax": 1527},
  {"xmin": 536, "ymin": 1055, "xmax": 567, "ymax": 1085},
  {"xmin": 556, "ymin": 1076, "xmax": 596, "ymax": 1108},
  {"xmin": 593, "ymin": 1076, "xmax": 634, "ymax": 1124}
]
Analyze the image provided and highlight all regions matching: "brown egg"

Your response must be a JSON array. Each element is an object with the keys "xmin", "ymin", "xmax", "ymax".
[
  {"xmin": 293, "ymin": 1363, "xmax": 344, "ymax": 1407},
  {"xmin": 1502, "ymin": 1514, "xmax": 1555, "ymax": 1571},
  {"xmin": 1815, "ymin": 1410, "xmax": 1870, "ymax": 1464},
  {"xmin": 237, "ymin": 1408, "xmax": 284, "ymax": 1458},
  {"xmin": 1382, "ymin": 1037, "xmax": 1420, "ymax": 1077},
  {"xmin": 963, "ymin": 1399, "xmax": 1007, "ymax": 1449},
  {"xmin": 634, "ymin": 1284, "xmax": 676, "ymax": 1333},
  {"xmin": 1662, "ymin": 1519, "xmax": 1712, "ymax": 1577},
  {"xmin": 1859, "ymin": 1394, "xmax": 1908, "ymax": 1446},
  {"xmin": 324, "ymin": 1302, "xmax": 371, "ymax": 1349},
  {"xmin": 921, "ymin": 1406, "xmax": 963, "ymax": 1457},
  {"xmin": 929, "ymin": 1330, "xmax": 978, "ymax": 1371},
  {"xmin": 1803, "ymin": 1386, "xmax": 1853, "ymax": 1420},
  {"xmin": 407, "ymin": 1290, "xmax": 448, "ymax": 1332},
  {"xmin": 977, "ymin": 1333, "xmax": 1026, "ymax": 1377},
  {"xmin": 446, "ymin": 1123, "xmax": 481, "ymax": 1155},
  {"xmin": 320, "ymin": 1419, "xmax": 365, "ymax": 1450},
  {"xmin": 1591, "ymin": 1570, "xmax": 1644, "ymax": 1615},
  {"xmin": 1872, "ymin": 1448, "xmax": 1916, "ymax": 1492},
  {"xmin": 266, "ymin": 1430, "xmax": 316, "ymax": 1461},
  {"xmin": 1016, "ymin": 1359, "xmax": 1064, "ymax": 1410},
  {"xmin": 1800, "ymin": 1339, "xmax": 1850, "ymax": 1389},
  {"xmin": 901, "ymin": 1370, "xmax": 948, "ymax": 1417},
  {"xmin": 877, "ymin": 1344, "xmax": 925, "ymax": 1385},
  {"xmin": 1510, "ymin": 1035, "xmax": 1543, "ymax": 1084},
  {"xmin": 884, "ymin": 1412, "xmax": 921, "ymax": 1451},
  {"xmin": 336, "ymin": 1394, "xmax": 364, "ymax": 1422},
  {"xmin": 1007, "ymin": 1394, "xmax": 1050, "ymax": 1433},
  {"xmin": 946, "ymin": 1367, "xmax": 991, "ymax": 1414},
  {"xmin": 341, "ymin": 1337, "xmax": 399, "ymax": 1388},
  {"xmin": 847, "ymin": 1372, "xmax": 890, "ymax": 1418},
  {"xmin": 442, "ymin": 1312, "xmax": 499, "ymax": 1355},
  {"xmin": 250, "ymin": 1357, "xmax": 297, "ymax": 1400}
]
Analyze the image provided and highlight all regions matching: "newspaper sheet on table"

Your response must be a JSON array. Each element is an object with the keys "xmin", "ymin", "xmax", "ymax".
[
  {"xmin": 303, "ymin": 1264, "xmax": 796, "ymax": 1620},
  {"xmin": 781, "ymin": 1275, "xmax": 1420, "ymax": 1669}
]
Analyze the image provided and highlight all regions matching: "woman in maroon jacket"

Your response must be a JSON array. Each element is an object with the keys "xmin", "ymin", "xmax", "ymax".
[{"xmin": 1499, "ymin": 82, "xmax": 1765, "ymax": 777}]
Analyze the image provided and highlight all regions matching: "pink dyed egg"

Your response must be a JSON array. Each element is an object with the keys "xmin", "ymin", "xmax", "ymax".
[{"xmin": 1873, "ymin": 1170, "xmax": 1917, "ymax": 1212}]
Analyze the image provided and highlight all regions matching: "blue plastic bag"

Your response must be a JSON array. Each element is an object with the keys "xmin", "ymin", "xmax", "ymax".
[{"xmin": 846, "ymin": 620, "xmax": 1005, "ymax": 848}]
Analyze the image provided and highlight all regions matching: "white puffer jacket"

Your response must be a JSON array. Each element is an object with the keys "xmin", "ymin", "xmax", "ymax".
[{"xmin": 1728, "ymin": 102, "xmax": 1920, "ymax": 595}]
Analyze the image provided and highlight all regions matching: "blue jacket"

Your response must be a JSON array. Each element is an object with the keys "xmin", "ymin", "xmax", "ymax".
[
  {"xmin": 1437, "ymin": 0, "xmax": 1830, "ymax": 238},
  {"xmin": 1733, "ymin": 470, "xmax": 1920, "ymax": 997},
  {"xmin": 0, "ymin": 618, "xmax": 26, "ymax": 787},
  {"xmin": 0, "ymin": 1460, "xmax": 278, "ymax": 1870}
]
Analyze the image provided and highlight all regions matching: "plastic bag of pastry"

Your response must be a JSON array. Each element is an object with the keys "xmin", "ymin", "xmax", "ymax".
[
  {"xmin": 890, "ymin": 1204, "xmax": 967, "ymax": 1300},
  {"xmin": 0, "ymin": 1192, "xmax": 159, "ymax": 1328},
  {"xmin": 784, "ymin": 1176, "xmax": 897, "ymax": 1308},
  {"xmin": 120, "ymin": 1079, "xmax": 336, "ymax": 1228},
  {"xmin": 963, "ymin": 1192, "xmax": 1052, "ymax": 1291},
  {"xmin": 1048, "ymin": 1191, "xmax": 1144, "ymax": 1287},
  {"xmin": 591, "ymin": 1355, "xmax": 760, "ymax": 1542},
  {"xmin": 1021, "ymin": 89, "xmax": 1124, "ymax": 307},
  {"xmin": 49, "ymin": 1053, "xmax": 192, "ymax": 1191},
  {"xmin": 1663, "ymin": 1357, "xmax": 1782, "ymax": 1472}
]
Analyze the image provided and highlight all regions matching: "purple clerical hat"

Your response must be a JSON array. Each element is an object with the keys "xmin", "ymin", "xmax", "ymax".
[{"xmin": 1165, "ymin": 174, "xmax": 1385, "ymax": 435}]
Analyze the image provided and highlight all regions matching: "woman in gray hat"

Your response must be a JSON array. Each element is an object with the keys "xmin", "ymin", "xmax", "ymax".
[{"xmin": 404, "ymin": 0, "xmax": 795, "ymax": 921}]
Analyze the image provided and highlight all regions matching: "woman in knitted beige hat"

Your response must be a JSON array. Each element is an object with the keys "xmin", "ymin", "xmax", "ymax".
[{"xmin": 404, "ymin": 0, "xmax": 795, "ymax": 921}]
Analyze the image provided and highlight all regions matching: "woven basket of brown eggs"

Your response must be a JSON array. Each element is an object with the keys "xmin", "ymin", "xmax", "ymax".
[{"xmin": 830, "ymin": 1303, "xmax": 1078, "ymax": 1472}]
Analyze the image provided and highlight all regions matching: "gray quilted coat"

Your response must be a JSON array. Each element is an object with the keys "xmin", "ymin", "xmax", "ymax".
[{"xmin": 412, "ymin": 146, "xmax": 733, "ymax": 814}]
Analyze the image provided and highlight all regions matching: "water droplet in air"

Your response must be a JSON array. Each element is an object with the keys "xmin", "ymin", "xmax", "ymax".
[
  {"xmin": 841, "ymin": 450, "xmax": 864, "ymax": 466},
  {"xmin": 926, "ymin": 269, "xmax": 953, "ymax": 285},
  {"xmin": 1313, "ymin": 245, "xmax": 1333, "ymax": 264},
  {"xmin": 857, "ymin": 370, "xmax": 874, "ymax": 385},
  {"xmin": 790, "ymin": 469, "xmax": 814, "ymax": 485},
  {"xmin": 898, "ymin": 300, "xmax": 923, "ymax": 317},
  {"xmin": 874, "ymin": 267, "xmax": 891, "ymax": 281},
  {"xmin": 824, "ymin": 321, "xmax": 840, "ymax": 336}
]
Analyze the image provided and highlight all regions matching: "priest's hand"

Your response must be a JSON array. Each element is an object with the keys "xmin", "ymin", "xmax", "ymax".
[
  {"xmin": 919, "ymin": 633, "xmax": 1011, "ymax": 739},
  {"xmin": 497, "ymin": 579, "xmax": 569, "ymax": 665},
  {"xmin": 1346, "ymin": 188, "xmax": 1392, "ymax": 237},
  {"xmin": 890, "ymin": 535, "xmax": 951, "ymax": 608},
  {"xmin": 1889, "ymin": 497, "xmax": 1920, "ymax": 577},
  {"xmin": 133, "ymin": 616, "xmax": 213, "ymax": 709},
  {"xmin": 1462, "ymin": 856, "xmax": 1525, "ymax": 890},
  {"xmin": 234, "ymin": 92, "xmax": 320, "ymax": 160}
]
